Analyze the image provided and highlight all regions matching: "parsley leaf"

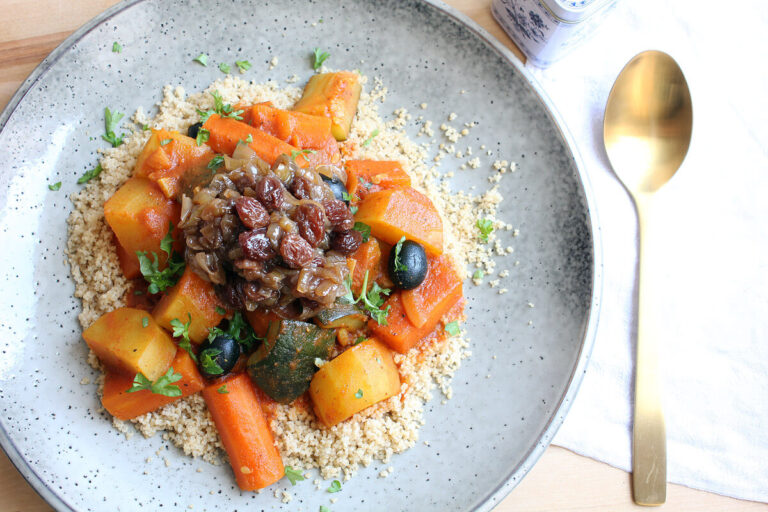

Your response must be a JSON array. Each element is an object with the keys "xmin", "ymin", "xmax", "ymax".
[
  {"xmin": 339, "ymin": 271, "xmax": 391, "ymax": 325},
  {"xmin": 312, "ymin": 48, "xmax": 330, "ymax": 70},
  {"xmin": 127, "ymin": 367, "xmax": 182, "ymax": 397},
  {"xmin": 77, "ymin": 163, "xmax": 103, "ymax": 184},
  {"xmin": 141, "ymin": 317, "xmax": 149, "ymax": 328},
  {"xmin": 112, "ymin": 42, "xmax": 122, "ymax": 53},
  {"xmin": 235, "ymin": 60, "xmax": 252, "ymax": 73},
  {"xmin": 136, "ymin": 223, "xmax": 185, "ymax": 294},
  {"xmin": 477, "ymin": 218, "xmax": 494, "ymax": 243},
  {"xmin": 208, "ymin": 311, "xmax": 261, "ymax": 351},
  {"xmin": 219, "ymin": 62, "xmax": 231, "ymax": 73},
  {"xmin": 354, "ymin": 335, "xmax": 366, "ymax": 345},
  {"xmin": 207, "ymin": 155, "xmax": 224, "ymax": 170},
  {"xmin": 350, "ymin": 205, "xmax": 358, "ymax": 215},
  {"xmin": 243, "ymin": 133, "xmax": 253, "ymax": 144},
  {"xmin": 142, "ymin": 124, "xmax": 150, "ymax": 131},
  {"xmin": 284, "ymin": 466, "xmax": 305, "ymax": 485},
  {"xmin": 196, "ymin": 128, "xmax": 210, "ymax": 146},
  {"xmin": 392, "ymin": 236, "xmax": 407, "ymax": 272},
  {"xmin": 160, "ymin": 138, "xmax": 172, "ymax": 146},
  {"xmin": 290, "ymin": 148, "xmax": 316, "ymax": 161},
  {"xmin": 327, "ymin": 480, "xmax": 342, "ymax": 493},
  {"xmin": 361, "ymin": 128, "xmax": 379, "ymax": 147},
  {"xmin": 217, "ymin": 385, "xmax": 229, "ymax": 394},
  {"xmin": 472, "ymin": 269, "xmax": 484, "ymax": 280},
  {"xmin": 102, "ymin": 107, "xmax": 125, "ymax": 147},
  {"xmin": 354, "ymin": 389, "xmax": 363, "ymax": 399},
  {"xmin": 193, "ymin": 53, "xmax": 208, "ymax": 66},
  {"xmin": 342, "ymin": 191, "xmax": 351, "ymax": 202},
  {"xmin": 320, "ymin": 507, "xmax": 331, "ymax": 512},
  {"xmin": 170, "ymin": 313, "xmax": 197, "ymax": 363},
  {"xmin": 352, "ymin": 222, "xmax": 370, "ymax": 243},
  {"xmin": 200, "ymin": 348, "xmax": 224, "ymax": 375},
  {"xmin": 215, "ymin": 305, "xmax": 227, "ymax": 315},
  {"xmin": 197, "ymin": 90, "xmax": 243, "ymax": 122},
  {"xmin": 444, "ymin": 321, "xmax": 460, "ymax": 336},
  {"xmin": 48, "ymin": 181, "xmax": 62, "ymax": 191}
]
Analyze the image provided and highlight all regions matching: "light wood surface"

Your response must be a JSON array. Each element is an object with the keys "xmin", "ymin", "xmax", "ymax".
[{"xmin": 0, "ymin": 0, "xmax": 764, "ymax": 511}]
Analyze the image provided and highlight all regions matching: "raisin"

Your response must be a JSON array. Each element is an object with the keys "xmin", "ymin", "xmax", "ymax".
[
  {"xmin": 217, "ymin": 279, "xmax": 245, "ymax": 310},
  {"xmin": 331, "ymin": 229, "xmax": 363, "ymax": 255},
  {"xmin": 295, "ymin": 203, "xmax": 325, "ymax": 247},
  {"xmin": 279, "ymin": 233, "xmax": 314, "ymax": 268},
  {"xmin": 256, "ymin": 175, "xmax": 285, "ymax": 211},
  {"xmin": 239, "ymin": 228, "xmax": 276, "ymax": 261},
  {"xmin": 290, "ymin": 176, "xmax": 313, "ymax": 200},
  {"xmin": 235, "ymin": 196, "xmax": 269, "ymax": 229},
  {"xmin": 323, "ymin": 199, "xmax": 354, "ymax": 231}
]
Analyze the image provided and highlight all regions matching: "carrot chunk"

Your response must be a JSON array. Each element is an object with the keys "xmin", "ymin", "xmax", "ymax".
[
  {"xmin": 101, "ymin": 348, "xmax": 204, "ymax": 420},
  {"xmin": 202, "ymin": 374, "xmax": 285, "ymax": 491},
  {"xmin": 345, "ymin": 160, "xmax": 411, "ymax": 200},
  {"xmin": 401, "ymin": 255, "xmax": 463, "ymax": 328},
  {"xmin": 349, "ymin": 239, "xmax": 382, "ymax": 294}
]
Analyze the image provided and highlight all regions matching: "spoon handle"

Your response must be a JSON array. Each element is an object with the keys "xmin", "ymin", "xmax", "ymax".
[{"xmin": 632, "ymin": 196, "xmax": 667, "ymax": 506}]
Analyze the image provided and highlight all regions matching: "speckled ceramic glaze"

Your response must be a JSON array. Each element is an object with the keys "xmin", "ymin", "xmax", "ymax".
[{"xmin": 0, "ymin": 1, "xmax": 601, "ymax": 510}]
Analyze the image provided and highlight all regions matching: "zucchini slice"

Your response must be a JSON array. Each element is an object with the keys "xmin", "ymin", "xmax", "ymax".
[
  {"xmin": 247, "ymin": 319, "xmax": 335, "ymax": 403},
  {"xmin": 314, "ymin": 303, "xmax": 367, "ymax": 330}
]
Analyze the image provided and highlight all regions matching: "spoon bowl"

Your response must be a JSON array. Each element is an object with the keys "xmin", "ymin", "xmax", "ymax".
[{"xmin": 603, "ymin": 50, "xmax": 693, "ymax": 506}]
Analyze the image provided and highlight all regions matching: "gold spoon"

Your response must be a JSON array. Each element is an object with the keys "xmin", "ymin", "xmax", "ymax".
[{"xmin": 603, "ymin": 50, "xmax": 693, "ymax": 506}]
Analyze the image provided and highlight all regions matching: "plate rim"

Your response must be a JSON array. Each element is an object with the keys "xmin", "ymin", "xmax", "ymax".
[{"xmin": 0, "ymin": 1, "xmax": 604, "ymax": 510}]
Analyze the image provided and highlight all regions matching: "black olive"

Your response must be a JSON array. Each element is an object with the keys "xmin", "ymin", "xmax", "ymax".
[
  {"xmin": 320, "ymin": 174, "xmax": 349, "ymax": 205},
  {"xmin": 187, "ymin": 122, "xmax": 203, "ymax": 139},
  {"xmin": 388, "ymin": 239, "xmax": 428, "ymax": 290},
  {"xmin": 197, "ymin": 334, "xmax": 240, "ymax": 379}
]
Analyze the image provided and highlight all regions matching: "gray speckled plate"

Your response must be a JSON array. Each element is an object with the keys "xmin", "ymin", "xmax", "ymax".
[{"xmin": 0, "ymin": 1, "xmax": 602, "ymax": 510}]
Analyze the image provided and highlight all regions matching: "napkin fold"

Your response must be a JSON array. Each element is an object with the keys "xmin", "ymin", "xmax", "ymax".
[{"xmin": 520, "ymin": 0, "xmax": 768, "ymax": 502}]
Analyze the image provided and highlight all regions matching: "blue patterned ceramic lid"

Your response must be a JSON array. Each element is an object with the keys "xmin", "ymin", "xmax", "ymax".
[{"xmin": 548, "ymin": 0, "xmax": 617, "ymax": 22}]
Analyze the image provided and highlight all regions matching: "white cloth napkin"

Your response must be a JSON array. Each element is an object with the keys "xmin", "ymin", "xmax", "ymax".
[{"xmin": 519, "ymin": 0, "xmax": 768, "ymax": 502}]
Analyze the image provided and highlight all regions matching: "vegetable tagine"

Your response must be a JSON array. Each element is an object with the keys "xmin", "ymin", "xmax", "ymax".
[{"xmin": 82, "ymin": 70, "xmax": 465, "ymax": 491}]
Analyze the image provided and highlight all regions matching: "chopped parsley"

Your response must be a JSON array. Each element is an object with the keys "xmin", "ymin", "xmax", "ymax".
[
  {"xmin": 358, "ymin": 177, "xmax": 373, "ymax": 190},
  {"xmin": 112, "ymin": 42, "xmax": 122, "ymax": 53},
  {"xmin": 215, "ymin": 305, "xmax": 227, "ymax": 315},
  {"xmin": 136, "ymin": 222, "xmax": 185, "ymax": 294},
  {"xmin": 352, "ymin": 222, "xmax": 371, "ymax": 242},
  {"xmin": 284, "ymin": 466, "xmax": 305, "ymax": 485},
  {"xmin": 48, "ymin": 181, "xmax": 62, "ymax": 191},
  {"xmin": 354, "ymin": 335, "xmax": 366, "ymax": 345},
  {"xmin": 160, "ymin": 138, "xmax": 172, "ymax": 146},
  {"xmin": 327, "ymin": 479, "xmax": 342, "ymax": 493},
  {"xmin": 235, "ymin": 60, "xmax": 252, "ymax": 73},
  {"xmin": 392, "ymin": 236, "xmax": 407, "ymax": 272},
  {"xmin": 342, "ymin": 191, "xmax": 351, "ymax": 202},
  {"xmin": 142, "ymin": 124, "xmax": 150, "ymax": 131},
  {"xmin": 219, "ymin": 62, "xmax": 231, "ymax": 73},
  {"xmin": 477, "ymin": 218, "xmax": 494, "ymax": 243},
  {"xmin": 290, "ymin": 148, "xmax": 316, "ymax": 161},
  {"xmin": 196, "ymin": 90, "xmax": 244, "ymax": 122},
  {"xmin": 199, "ymin": 348, "xmax": 223, "ymax": 375},
  {"xmin": 217, "ymin": 385, "xmax": 229, "ymax": 394},
  {"xmin": 77, "ymin": 163, "xmax": 103, "ymax": 184},
  {"xmin": 312, "ymin": 48, "xmax": 330, "ymax": 70},
  {"xmin": 102, "ymin": 107, "xmax": 125, "ymax": 147},
  {"xmin": 141, "ymin": 316, "xmax": 149, "ymax": 328},
  {"xmin": 244, "ymin": 133, "xmax": 254, "ymax": 144},
  {"xmin": 354, "ymin": 389, "xmax": 363, "ymax": 399},
  {"xmin": 350, "ymin": 205, "xmax": 358, "ymax": 215},
  {"xmin": 196, "ymin": 128, "xmax": 210, "ymax": 146},
  {"xmin": 340, "ymin": 271, "xmax": 391, "ymax": 326},
  {"xmin": 361, "ymin": 128, "xmax": 379, "ymax": 147},
  {"xmin": 127, "ymin": 367, "xmax": 182, "ymax": 397},
  {"xmin": 170, "ymin": 314, "xmax": 196, "ymax": 362},
  {"xmin": 207, "ymin": 155, "xmax": 225, "ymax": 170},
  {"xmin": 320, "ymin": 507, "xmax": 331, "ymax": 512},
  {"xmin": 207, "ymin": 311, "xmax": 261, "ymax": 350},
  {"xmin": 193, "ymin": 53, "xmax": 209, "ymax": 66},
  {"xmin": 472, "ymin": 269, "xmax": 484, "ymax": 280},
  {"xmin": 444, "ymin": 321, "xmax": 460, "ymax": 337}
]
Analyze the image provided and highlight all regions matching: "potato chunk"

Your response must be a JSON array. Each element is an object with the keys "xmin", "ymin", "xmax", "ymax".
[
  {"xmin": 292, "ymin": 72, "xmax": 362, "ymax": 141},
  {"xmin": 309, "ymin": 339, "xmax": 401, "ymax": 427},
  {"xmin": 82, "ymin": 307, "xmax": 176, "ymax": 380}
]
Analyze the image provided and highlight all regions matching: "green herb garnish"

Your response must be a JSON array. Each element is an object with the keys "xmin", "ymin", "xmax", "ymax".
[
  {"xmin": 215, "ymin": 305, "xmax": 227, "ymax": 315},
  {"xmin": 196, "ymin": 128, "xmax": 210, "ymax": 146},
  {"xmin": 48, "ymin": 181, "xmax": 62, "ymax": 191},
  {"xmin": 361, "ymin": 128, "xmax": 379, "ymax": 147},
  {"xmin": 327, "ymin": 480, "xmax": 342, "ymax": 493},
  {"xmin": 342, "ymin": 191, "xmax": 351, "ymax": 202},
  {"xmin": 136, "ymin": 222, "xmax": 185, "ymax": 294},
  {"xmin": 477, "ymin": 218, "xmax": 494, "ymax": 243},
  {"xmin": 312, "ymin": 48, "xmax": 330, "ymax": 70},
  {"xmin": 392, "ymin": 236, "xmax": 407, "ymax": 272},
  {"xmin": 112, "ymin": 42, "xmax": 122, "ymax": 53},
  {"xmin": 350, "ymin": 205, "xmax": 358, "ymax": 215},
  {"xmin": 244, "ymin": 134, "xmax": 253, "ymax": 144},
  {"xmin": 102, "ymin": 107, "xmax": 125, "ymax": 147},
  {"xmin": 354, "ymin": 389, "xmax": 363, "ymax": 399},
  {"xmin": 340, "ymin": 271, "xmax": 391, "ymax": 326},
  {"xmin": 284, "ymin": 466, "xmax": 305, "ymax": 485},
  {"xmin": 77, "ymin": 163, "xmax": 103, "ymax": 184},
  {"xmin": 199, "ymin": 348, "xmax": 223, "ymax": 375},
  {"xmin": 354, "ymin": 335, "xmax": 366, "ymax": 345},
  {"xmin": 207, "ymin": 311, "xmax": 261, "ymax": 350},
  {"xmin": 353, "ymin": 222, "xmax": 371, "ymax": 243},
  {"xmin": 235, "ymin": 60, "xmax": 252, "ymax": 73},
  {"xmin": 207, "ymin": 155, "xmax": 225, "ymax": 170},
  {"xmin": 170, "ymin": 313, "xmax": 197, "ymax": 362},
  {"xmin": 193, "ymin": 53, "xmax": 208, "ymax": 66},
  {"xmin": 142, "ymin": 124, "xmax": 150, "ymax": 131},
  {"xmin": 160, "ymin": 138, "xmax": 172, "ymax": 146},
  {"xmin": 197, "ymin": 90, "xmax": 243, "ymax": 122},
  {"xmin": 472, "ymin": 269, "xmax": 484, "ymax": 280},
  {"xmin": 444, "ymin": 321, "xmax": 460, "ymax": 337},
  {"xmin": 126, "ymin": 367, "xmax": 182, "ymax": 397},
  {"xmin": 141, "ymin": 317, "xmax": 149, "ymax": 328},
  {"xmin": 320, "ymin": 507, "xmax": 331, "ymax": 512},
  {"xmin": 217, "ymin": 385, "xmax": 229, "ymax": 394},
  {"xmin": 218, "ymin": 62, "xmax": 231, "ymax": 73},
  {"xmin": 290, "ymin": 148, "xmax": 317, "ymax": 161}
]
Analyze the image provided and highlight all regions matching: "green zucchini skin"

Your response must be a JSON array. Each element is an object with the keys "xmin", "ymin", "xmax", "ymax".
[
  {"xmin": 314, "ymin": 303, "xmax": 367, "ymax": 330},
  {"xmin": 247, "ymin": 319, "xmax": 335, "ymax": 403}
]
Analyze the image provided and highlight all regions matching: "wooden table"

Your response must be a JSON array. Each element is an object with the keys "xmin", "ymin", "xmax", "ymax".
[{"xmin": 0, "ymin": 1, "xmax": 765, "ymax": 510}]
